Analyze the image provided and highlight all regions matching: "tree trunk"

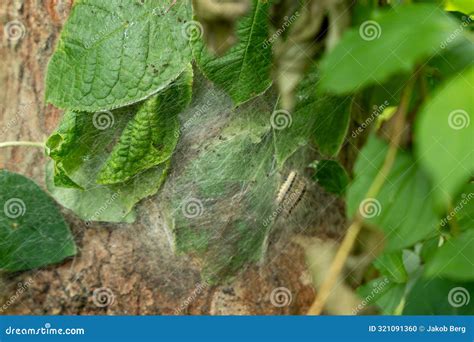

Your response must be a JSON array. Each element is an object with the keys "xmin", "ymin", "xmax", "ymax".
[{"xmin": 0, "ymin": 0, "xmax": 345, "ymax": 315}]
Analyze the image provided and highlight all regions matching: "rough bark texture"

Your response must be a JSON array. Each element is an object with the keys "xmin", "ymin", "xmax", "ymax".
[{"xmin": 0, "ymin": 0, "xmax": 345, "ymax": 315}]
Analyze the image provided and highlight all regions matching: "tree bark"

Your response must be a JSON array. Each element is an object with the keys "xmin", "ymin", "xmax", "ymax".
[{"xmin": 0, "ymin": 0, "xmax": 345, "ymax": 315}]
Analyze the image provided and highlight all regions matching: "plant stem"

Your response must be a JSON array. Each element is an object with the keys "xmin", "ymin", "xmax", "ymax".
[
  {"xmin": 0, "ymin": 141, "xmax": 45, "ymax": 149},
  {"xmin": 307, "ymin": 79, "xmax": 415, "ymax": 315}
]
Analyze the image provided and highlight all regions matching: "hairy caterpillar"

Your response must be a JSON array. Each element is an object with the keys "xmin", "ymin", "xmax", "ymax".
[{"xmin": 276, "ymin": 171, "xmax": 307, "ymax": 217}]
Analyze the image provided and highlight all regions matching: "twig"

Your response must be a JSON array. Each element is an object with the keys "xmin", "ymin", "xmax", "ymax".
[
  {"xmin": 307, "ymin": 79, "xmax": 415, "ymax": 315},
  {"xmin": 0, "ymin": 141, "xmax": 45, "ymax": 149}
]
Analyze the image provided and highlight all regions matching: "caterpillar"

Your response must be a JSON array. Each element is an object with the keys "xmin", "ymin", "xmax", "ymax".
[{"xmin": 276, "ymin": 171, "xmax": 306, "ymax": 217}]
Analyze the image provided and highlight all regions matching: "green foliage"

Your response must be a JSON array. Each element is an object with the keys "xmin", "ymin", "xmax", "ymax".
[
  {"xmin": 425, "ymin": 230, "xmax": 474, "ymax": 281},
  {"xmin": 159, "ymin": 73, "xmax": 317, "ymax": 282},
  {"xmin": 0, "ymin": 171, "xmax": 76, "ymax": 272},
  {"xmin": 416, "ymin": 67, "xmax": 474, "ymax": 207},
  {"xmin": 446, "ymin": 0, "xmax": 474, "ymax": 14},
  {"xmin": 45, "ymin": 0, "xmax": 192, "ymax": 111},
  {"xmin": 374, "ymin": 251, "xmax": 408, "ymax": 283},
  {"xmin": 403, "ymin": 278, "xmax": 474, "ymax": 315},
  {"xmin": 274, "ymin": 65, "xmax": 350, "ymax": 166},
  {"xmin": 97, "ymin": 69, "xmax": 192, "ymax": 184},
  {"xmin": 3, "ymin": 0, "xmax": 472, "ymax": 310},
  {"xmin": 347, "ymin": 136, "xmax": 439, "ymax": 250},
  {"xmin": 319, "ymin": 4, "xmax": 462, "ymax": 94},
  {"xmin": 311, "ymin": 160, "xmax": 349, "ymax": 196},
  {"xmin": 193, "ymin": 0, "xmax": 273, "ymax": 105},
  {"xmin": 357, "ymin": 277, "xmax": 405, "ymax": 315}
]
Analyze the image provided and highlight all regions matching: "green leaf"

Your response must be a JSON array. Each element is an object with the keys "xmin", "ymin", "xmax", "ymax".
[
  {"xmin": 428, "ymin": 39, "xmax": 474, "ymax": 85},
  {"xmin": 46, "ymin": 69, "xmax": 192, "ymax": 222},
  {"xmin": 46, "ymin": 161, "xmax": 168, "ymax": 224},
  {"xmin": 416, "ymin": 67, "xmax": 474, "ymax": 206},
  {"xmin": 424, "ymin": 230, "xmax": 474, "ymax": 281},
  {"xmin": 311, "ymin": 160, "xmax": 349, "ymax": 196},
  {"xmin": 319, "ymin": 4, "xmax": 462, "ymax": 94},
  {"xmin": 403, "ymin": 278, "xmax": 474, "ymax": 314},
  {"xmin": 193, "ymin": 0, "xmax": 272, "ymax": 105},
  {"xmin": 313, "ymin": 94, "xmax": 352, "ymax": 156},
  {"xmin": 457, "ymin": 183, "xmax": 474, "ymax": 231},
  {"xmin": 45, "ymin": 0, "xmax": 192, "ymax": 111},
  {"xmin": 0, "ymin": 170, "xmax": 76, "ymax": 272},
  {"xmin": 357, "ymin": 277, "xmax": 406, "ymax": 315},
  {"xmin": 273, "ymin": 65, "xmax": 351, "ymax": 166},
  {"xmin": 97, "ymin": 68, "xmax": 192, "ymax": 184},
  {"xmin": 374, "ymin": 251, "xmax": 408, "ymax": 283},
  {"xmin": 446, "ymin": 0, "xmax": 474, "ymax": 14},
  {"xmin": 438, "ymin": 183, "xmax": 474, "ymax": 231},
  {"xmin": 347, "ymin": 136, "xmax": 439, "ymax": 250}
]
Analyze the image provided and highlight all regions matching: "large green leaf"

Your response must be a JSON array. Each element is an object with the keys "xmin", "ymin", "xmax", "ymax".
[
  {"xmin": 193, "ymin": 0, "xmax": 272, "ymax": 105},
  {"xmin": 97, "ymin": 69, "xmax": 192, "ymax": 184},
  {"xmin": 319, "ymin": 4, "xmax": 462, "ymax": 94},
  {"xmin": 46, "ymin": 0, "xmax": 192, "ymax": 111},
  {"xmin": 416, "ymin": 67, "xmax": 474, "ymax": 206},
  {"xmin": 347, "ymin": 136, "xmax": 439, "ymax": 250},
  {"xmin": 403, "ymin": 278, "xmax": 474, "ymax": 314},
  {"xmin": 424, "ymin": 230, "xmax": 474, "ymax": 281},
  {"xmin": 0, "ymin": 170, "xmax": 76, "ymax": 272}
]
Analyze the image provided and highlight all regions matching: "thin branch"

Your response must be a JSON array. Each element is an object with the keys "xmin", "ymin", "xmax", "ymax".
[
  {"xmin": 307, "ymin": 79, "xmax": 415, "ymax": 315},
  {"xmin": 0, "ymin": 141, "xmax": 45, "ymax": 149}
]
